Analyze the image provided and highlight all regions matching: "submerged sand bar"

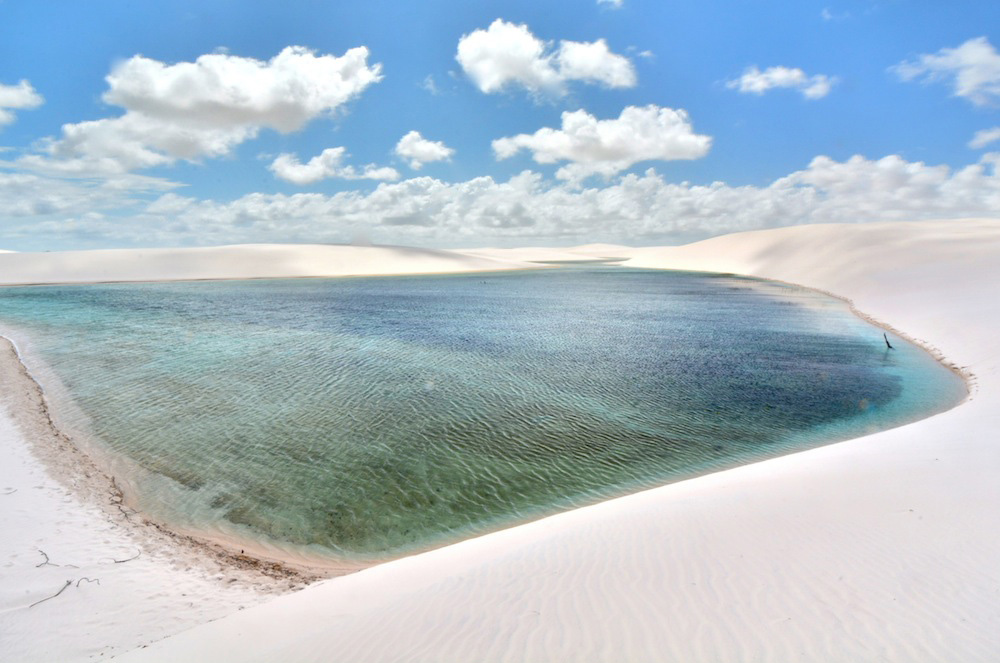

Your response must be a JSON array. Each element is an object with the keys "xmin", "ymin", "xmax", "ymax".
[{"xmin": 2, "ymin": 220, "xmax": 999, "ymax": 661}]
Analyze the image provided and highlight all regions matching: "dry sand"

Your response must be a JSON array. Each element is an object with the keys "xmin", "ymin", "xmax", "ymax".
[
  {"xmin": 2, "ymin": 221, "xmax": 999, "ymax": 661},
  {"xmin": 0, "ymin": 243, "xmax": 532, "ymax": 286},
  {"xmin": 457, "ymin": 243, "xmax": 633, "ymax": 263}
]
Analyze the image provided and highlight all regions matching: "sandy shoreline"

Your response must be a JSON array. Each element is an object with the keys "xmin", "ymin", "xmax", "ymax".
[
  {"xmin": 0, "ymin": 334, "xmax": 340, "ymax": 660},
  {"xmin": 3, "ymin": 221, "xmax": 999, "ymax": 661},
  {"xmin": 0, "ymin": 330, "xmax": 368, "ymax": 574}
]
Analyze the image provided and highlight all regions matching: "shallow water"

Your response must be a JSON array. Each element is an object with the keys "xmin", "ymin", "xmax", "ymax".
[{"xmin": 0, "ymin": 267, "xmax": 965, "ymax": 561}]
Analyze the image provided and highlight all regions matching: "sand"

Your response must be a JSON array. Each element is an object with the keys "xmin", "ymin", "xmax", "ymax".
[
  {"xmin": 457, "ymin": 244, "xmax": 634, "ymax": 264},
  {"xmin": 2, "ymin": 221, "xmax": 999, "ymax": 661},
  {"xmin": 0, "ymin": 243, "xmax": 532, "ymax": 285}
]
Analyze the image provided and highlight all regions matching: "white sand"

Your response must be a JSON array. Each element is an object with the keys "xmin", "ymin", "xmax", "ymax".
[
  {"xmin": 3, "ymin": 221, "xmax": 999, "ymax": 661},
  {"xmin": 457, "ymin": 243, "xmax": 634, "ymax": 263},
  {"xmin": 0, "ymin": 243, "xmax": 531, "ymax": 285},
  {"xmin": 0, "ymin": 337, "xmax": 305, "ymax": 661}
]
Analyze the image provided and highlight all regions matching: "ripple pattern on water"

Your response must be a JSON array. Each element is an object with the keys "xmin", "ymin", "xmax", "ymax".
[{"xmin": 0, "ymin": 268, "xmax": 965, "ymax": 560}]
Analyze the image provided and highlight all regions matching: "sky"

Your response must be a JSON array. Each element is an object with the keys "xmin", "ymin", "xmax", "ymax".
[{"xmin": 0, "ymin": 0, "xmax": 999, "ymax": 251}]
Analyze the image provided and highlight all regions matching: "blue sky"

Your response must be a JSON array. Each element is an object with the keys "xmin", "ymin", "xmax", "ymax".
[{"xmin": 1, "ymin": 0, "xmax": 998, "ymax": 250}]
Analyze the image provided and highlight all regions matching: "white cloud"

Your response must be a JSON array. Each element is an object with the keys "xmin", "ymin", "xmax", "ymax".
[
  {"xmin": 728, "ymin": 66, "xmax": 836, "ymax": 99},
  {"xmin": 556, "ymin": 40, "xmax": 636, "ymax": 88},
  {"xmin": 597, "ymin": 0, "xmax": 623, "ymax": 7},
  {"xmin": 167, "ymin": 154, "xmax": 1000, "ymax": 244},
  {"xmin": 0, "ymin": 80, "xmax": 44, "ymax": 127},
  {"xmin": 970, "ymin": 127, "xmax": 1000, "ymax": 149},
  {"xmin": 22, "ymin": 113, "xmax": 257, "ymax": 175},
  {"xmin": 103, "ymin": 46, "xmax": 381, "ymax": 131},
  {"xmin": 492, "ymin": 105, "xmax": 711, "ymax": 181},
  {"xmin": 456, "ymin": 20, "xmax": 559, "ymax": 94},
  {"xmin": 455, "ymin": 19, "xmax": 636, "ymax": 96},
  {"xmin": 421, "ymin": 75, "xmax": 440, "ymax": 95},
  {"xmin": 820, "ymin": 8, "xmax": 849, "ymax": 21},
  {"xmin": 20, "ymin": 46, "xmax": 382, "ymax": 175},
  {"xmin": 394, "ymin": 131, "xmax": 455, "ymax": 170},
  {"xmin": 269, "ymin": 147, "xmax": 399, "ymax": 184},
  {"xmin": 893, "ymin": 37, "xmax": 1000, "ymax": 107},
  {"xmin": 0, "ymin": 169, "xmax": 174, "ymax": 228},
  {"xmin": 6, "ymin": 152, "xmax": 999, "ymax": 250}
]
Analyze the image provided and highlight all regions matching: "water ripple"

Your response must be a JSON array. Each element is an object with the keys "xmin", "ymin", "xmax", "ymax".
[{"xmin": 0, "ymin": 268, "xmax": 965, "ymax": 560}]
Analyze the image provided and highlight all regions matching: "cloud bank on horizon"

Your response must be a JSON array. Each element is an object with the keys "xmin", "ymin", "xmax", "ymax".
[{"xmin": 0, "ymin": 1, "xmax": 998, "ymax": 250}]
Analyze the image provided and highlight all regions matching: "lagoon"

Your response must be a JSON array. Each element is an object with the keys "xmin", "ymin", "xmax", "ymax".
[{"xmin": 0, "ymin": 267, "xmax": 965, "ymax": 562}]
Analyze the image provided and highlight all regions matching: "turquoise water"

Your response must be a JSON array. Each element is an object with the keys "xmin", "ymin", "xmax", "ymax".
[{"xmin": 0, "ymin": 268, "xmax": 965, "ymax": 561}]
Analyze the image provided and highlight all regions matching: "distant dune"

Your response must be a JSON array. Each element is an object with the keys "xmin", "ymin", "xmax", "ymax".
[
  {"xmin": 457, "ymin": 243, "xmax": 636, "ymax": 263},
  {"xmin": 0, "ymin": 243, "xmax": 532, "ymax": 286}
]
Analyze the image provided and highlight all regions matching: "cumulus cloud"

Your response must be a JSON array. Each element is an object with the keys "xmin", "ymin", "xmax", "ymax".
[
  {"xmin": 728, "ymin": 66, "xmax": 836, "ymax": 99},
  {"xmin": 150, "ymin": 154, "xmax": 1000, "ymax": 245},
  {"xmin": 492, "ymin": 105, "xmax": 711, "ymax": 181},
  {"xmin": 269, "ymin": 147, "xmax": 399, "ymax": 184},
  {"xmin": 0, "ymin": 169, "xmax": 175, "ymax": 246},
  {"xmin": 893, "ymin": 37, "xmax": 1000, "ymax": 107},
  {"xmin": 773, "ymin": 154, "xmax": 1000, "ymax": 221},
  {"xmin": 970, "ymin": 127, "xmax": 1000, "ymax": 149},
  {"xmin": 6, "ymin": 152, "xmax": 999, "ymax": 249},
  {"xmin": 21, "ymin": 113, "xmax": 256, "ymax": 175},
  {"xmin": 103, "ymin": 46, "xmax": 380, "ymax": 131},
  {"xmin": 394, "ymin": 131, "xmax": 455, "ymax": 169},
  {"xmin": 0, "ymin": 80, "xmax": 44, "ymax": 126},
  {"xmin": 70, "ymin": 153, "xmax": 989, "ymax": 247},
  {"xmin": 456, "ymin": 19, "xmax": 636, "ymax": 96},
  {"xmin": 20, "ymin": 46, "xmax": 382, "ymax": 175}
]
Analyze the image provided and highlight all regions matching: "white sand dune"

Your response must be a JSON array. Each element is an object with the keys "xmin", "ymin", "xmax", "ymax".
[
  {"xmin": 457, "ymin": 243, "xmax": 635, "ymax": 263},
  {"xmin": 3, "ymin": 220, "xmax": 999, "ymax": 661},
  {"xmin": 0, "ymin": 243, "xmax": 531, "ymax": 285},
  {"xmin": 115, "ymin": 219, "xmax": 1000, "ymax": 662},
  {"xmin": 563, "ymin": 242, "xmax": 636, "ymax": 258}
]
